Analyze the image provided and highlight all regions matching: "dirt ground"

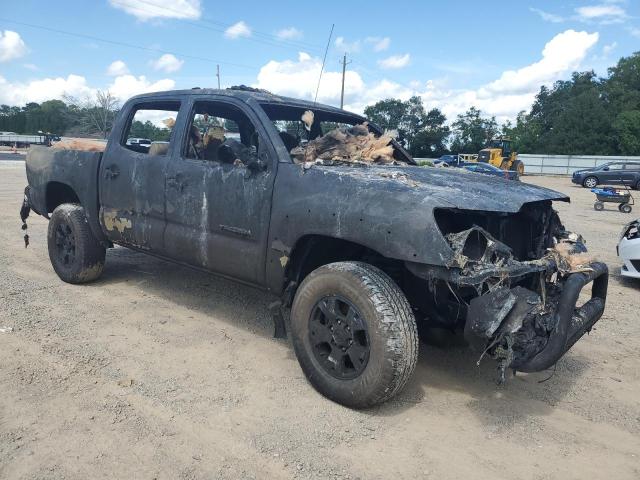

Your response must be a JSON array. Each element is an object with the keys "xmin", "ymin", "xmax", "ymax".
[{"xmin": 1, "ymin": 161, "xmax": 639, "ymax": 480}]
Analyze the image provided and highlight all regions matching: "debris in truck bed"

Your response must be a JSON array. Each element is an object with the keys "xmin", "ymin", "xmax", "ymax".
[
  {"xmin": 51, "ymin": 139, "xmax": 106, "ymax": 152},
  {"xmin": 290, "ymin": 123, "xmax": 401, "ymax": 165}
]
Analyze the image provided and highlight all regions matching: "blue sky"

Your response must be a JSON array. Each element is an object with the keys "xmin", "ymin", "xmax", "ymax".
[{"xmin": 0, "ymin": 0, "xmax": 639, "ymax": 121}]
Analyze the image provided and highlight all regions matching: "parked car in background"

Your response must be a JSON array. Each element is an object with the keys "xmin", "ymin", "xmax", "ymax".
[
  {"xmin": 434, "ymin": 154, "xmax": 460, "ymax": 167},
  {"xmin": 618, "ymin": 219, "xmax": 640, "ymax": 279},
  {"xmin": 461, "ymin": 162, "xmax": 519, "ymax": 180},
  {"xmin": 572, "ymin": 162, "xmax": 640, "ymax": 189},
  {"xmin": 125, "ymin": 137, "xmax": 152, "ymax": 153}
]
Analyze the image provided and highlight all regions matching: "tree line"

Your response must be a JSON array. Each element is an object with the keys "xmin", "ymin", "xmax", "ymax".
[
  {"xmin": 1, "ymin": 52, "xmax": 638, "ymax": 155},
  {"xmin": 365, "ymin": 51, "xmax": 640, "ymax": 157}
]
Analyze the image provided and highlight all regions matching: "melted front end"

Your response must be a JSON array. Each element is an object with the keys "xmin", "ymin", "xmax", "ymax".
[{"xmin": 406, "ymin": 201, "xmax": 608, "ymax": 381}]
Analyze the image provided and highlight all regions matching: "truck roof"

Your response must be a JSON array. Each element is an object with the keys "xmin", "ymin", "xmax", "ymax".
[{"xmin": 127, "ymin": 86, "xmax": 365, "ymax": 120}]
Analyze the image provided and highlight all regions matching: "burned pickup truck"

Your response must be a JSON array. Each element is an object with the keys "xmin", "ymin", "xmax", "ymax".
[{"xmin": 20, "ymin": 87, "xmax": 608, "ymax": 408}]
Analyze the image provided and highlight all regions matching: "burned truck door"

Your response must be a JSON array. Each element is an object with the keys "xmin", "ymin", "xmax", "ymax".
[
  {"xmin": 163, "ymin": 97, "xmax": 277, "ymax": 285},
  {"xmin": 99, "ymin": 99, "xmax": 183, "ymax": 251}
]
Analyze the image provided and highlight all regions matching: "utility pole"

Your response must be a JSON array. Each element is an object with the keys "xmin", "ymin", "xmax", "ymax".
[
  {"xmin": 339, "ymin": 53, "xmax": 351, "ymax": 109},
  {"xmin": 216, "ymin": 64, "xmax": 221, "ymax": 89}
]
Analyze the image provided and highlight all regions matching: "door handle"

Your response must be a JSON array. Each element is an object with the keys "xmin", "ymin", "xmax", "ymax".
[{"xmin": 104, "ymin": 165, "xmax": 120, "ymax": 179}]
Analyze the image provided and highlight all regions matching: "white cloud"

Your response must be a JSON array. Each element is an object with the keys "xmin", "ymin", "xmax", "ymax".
[
  {"xmin": 225, "ymin": 21, "xmax": 251, "ymax": 39},
  {"xmin": 255, "ymin": 52, "xmax": 365, "ymax": 106},
  {"xmin": 276, "ymin": 27, "xmax": 302, "ymax": 40},
  {"xmin": 0, "ymin": 74, "xmax": 94, "ymax": 105},
  {"xmin": 107, "ymin": 75, "xmax": 175, "ymax": 101},
  {"xmin": 108, "ymin": 0, "xmax": 201, "ymax": 20},
  {"xmin": 0, "ymin": 73, "xmax": 175, "ymax": 106},
  {"xmin": 418, "ymin": 30, "xmax": 600, "ymax": 122},
  {"xmin": 602, "ymin": 41, "xmax": 617, "ymax": 56},
  {"xmin": 575, "ymin": 4, "xmax": 628, "ymax": 24},
  {"xmin": 335, "ymin": 36, "xmax": 361, "ymax": 53},
  {"xmin": 107, "ymin": 60, "xmax": 129, "ymax": 76},
  {"xmin": 629, "ymin": 27, "xmax": 640, "ymax": 38},
  {"xmin": 0, "ymin": 30, "xmax": 28, "ymax": 62},
  {"xmin": 253, "ymin": 29, "xmax": 601, "ymax": 123},
  {"xmin": 150, "ymin": 53, "xmax": 183, "ymax": 73},
  {"xmin": 530, "ymin": 7, "xmax": 564, "ymax": 23},
  {"xmin": 482, "ymin": 30, "xmax": 599, "ymax": 95},
  {"xmin": 366, "ymin": 36, "xmax": 390, "ymax": 52},
  {"xmin": 378, "ymin": 53, "xmax": 411, "ymax": 69}
]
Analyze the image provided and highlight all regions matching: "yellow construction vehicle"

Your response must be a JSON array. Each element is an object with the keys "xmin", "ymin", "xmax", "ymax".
[{"xmin": 477, "ymin": 136, "xmax": 524, "ymax": 175}]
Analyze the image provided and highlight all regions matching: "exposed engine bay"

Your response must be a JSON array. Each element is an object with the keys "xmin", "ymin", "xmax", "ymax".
[{"xmin": 406, "ymin": 200, "xmax": 608, "ymax": 381}]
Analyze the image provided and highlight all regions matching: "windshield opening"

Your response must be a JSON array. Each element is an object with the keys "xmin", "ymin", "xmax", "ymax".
[{"xmin": 259, "ymin": 103, "xmax": 413, "ymax": 165}]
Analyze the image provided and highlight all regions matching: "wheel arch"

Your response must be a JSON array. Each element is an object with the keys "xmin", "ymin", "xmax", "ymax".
[
  {"xmin": 282, "ymin": 234, "xmax": 408, "ymax": 306},
  {"xmin": 46, "ymin": 181, "xmax": 80, "ymax": 213}
]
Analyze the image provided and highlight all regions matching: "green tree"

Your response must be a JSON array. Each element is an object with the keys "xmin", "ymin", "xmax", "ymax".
[
  {"xmin": 527, "ymin": 72, "xmax": 615, "ymax": 154},
  {"xmin": 129, "ymin": 120, "xmax": 171, "ymax": 141},
  {"xmin": 450, "ymin": 107, "xmax": 498, "ymax": 153},
  {"xmin": 605, "ymin": 52, "xmax": 640, "ymax": 114},
  {"xmin": 613, "ymin": 110, "xmax": 640, "ymax": 155},
  {"xmin": 364, "ymin": 96, "xmax": 430, "ymax": 152},
  {"xmin": 410, "ymin": 108, "xmax": 450, "ymax": 157}
]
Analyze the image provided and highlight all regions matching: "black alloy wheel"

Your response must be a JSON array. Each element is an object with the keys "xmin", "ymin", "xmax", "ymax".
[
  {"xmin": 309, "ymin": 295, "xmax": 370, "ymax": 379},
  {"xmin": 54, "ymin": 222, "xmax": 77, "ymax": 267}
]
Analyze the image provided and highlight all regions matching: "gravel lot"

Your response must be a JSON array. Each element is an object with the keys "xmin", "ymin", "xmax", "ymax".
[{"xmin": 1, "ymin": 162, "xmax": 639, "ymax": 480}]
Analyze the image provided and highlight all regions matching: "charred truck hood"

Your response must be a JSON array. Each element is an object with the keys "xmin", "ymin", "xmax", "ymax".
[{"xmin": 274, "ymin": 163, "xmax": 608, "ymax": 381}]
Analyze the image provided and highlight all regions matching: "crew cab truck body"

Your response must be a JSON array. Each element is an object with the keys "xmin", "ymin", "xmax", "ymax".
[{"xmin": 21, "ymin": 88, "xmax": 609, "ymax": 407}]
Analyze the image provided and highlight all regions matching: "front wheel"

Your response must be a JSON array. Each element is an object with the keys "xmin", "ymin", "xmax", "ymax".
[
  {"xmin": 290, "ymin": 262, "xmax": 418, "ymax": 408},
  {"xmin": 583, "ymin": 176, "xmax": 598, "ymax": 188},
  {"xmin": 47, "ymin": 204, "xmax": 106, "ymax": 284},
  {"xmin": 509, "ymin": 159, "xmax": 525, "ymax": 176},
  {"xmin": 594, "ymin": 202, "xmax": 605, "ymax": 211}
]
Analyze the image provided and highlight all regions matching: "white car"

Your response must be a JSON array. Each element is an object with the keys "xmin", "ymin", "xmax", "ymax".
[{"xmin": 618, "ymin": 219, "xmax": 640, "ymax": 279}]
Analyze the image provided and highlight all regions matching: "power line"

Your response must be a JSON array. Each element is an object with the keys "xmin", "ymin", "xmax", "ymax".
[
  {"xmin": 0, "ymin": 18, "xmax": 257, "ymax": 71},
  {"xmin": 314, "ymin": 24, "xmax": 334, "ymax": 104}
]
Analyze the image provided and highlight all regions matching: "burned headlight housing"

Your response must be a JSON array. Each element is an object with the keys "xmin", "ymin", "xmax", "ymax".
[{"xmin": 620, "ymin": 220, "xmax": 639, "ymax": 241}]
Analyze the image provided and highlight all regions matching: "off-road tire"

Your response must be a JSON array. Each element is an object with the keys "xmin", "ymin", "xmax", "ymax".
[
  {"xmin": 594, "ymin": 201, "xmax": 604, "ymax": 211},
  {"xmin": 290, "ymin": 261, "xmax": 419, "ymax": 408},
  {"xmin": 620, "ymin": 203, "xmax": 633, "ymax": 214},
  {"xmin": 635, "ymin": 180, "xmax": 640, "ymax": 191},
  {"xmin": 47, "ymin": 204, "xmax": 106, "ymax": 284},
  {"xmin": 510, "ymin": 159, "xmax": 524, "ymax": 175},
  {"xmin": 583, "ymin": 176, "xmax": 598, "ymax": 188}
]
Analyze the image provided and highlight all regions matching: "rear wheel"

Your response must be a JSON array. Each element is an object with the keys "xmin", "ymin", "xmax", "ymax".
[
  {"xmin": 47, "ymin": 204, "xmax": 106, "ymax": 284},
  {"xmin": 620, "ymin": 203, "xmax": 633, "ymax": 214},
  {"xmin": 290, "ymin": 261, "xmax": 418, "ymax": 408},
  {"xmin": 583, "ymin": 176, "xmax": 598, "ymax": 188},
  {"xmin": 594, "ymin": 202, "xmax": 604, "ymax": 211}
]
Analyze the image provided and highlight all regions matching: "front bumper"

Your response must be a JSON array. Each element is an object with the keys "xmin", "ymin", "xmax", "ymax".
[{"xmin": 406, "ymin": 224, "xmax": 609, "ymax": 377}]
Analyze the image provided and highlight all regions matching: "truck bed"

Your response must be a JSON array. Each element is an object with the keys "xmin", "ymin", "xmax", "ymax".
[{"xmin": 25, "ymin": 146, "xmax": 105, "ymax": 243}]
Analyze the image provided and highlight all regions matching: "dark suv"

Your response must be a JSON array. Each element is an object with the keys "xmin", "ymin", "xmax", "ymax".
[{"xmin": 572, "ymin": 162, "xmax": 640, "ymax": 189}]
